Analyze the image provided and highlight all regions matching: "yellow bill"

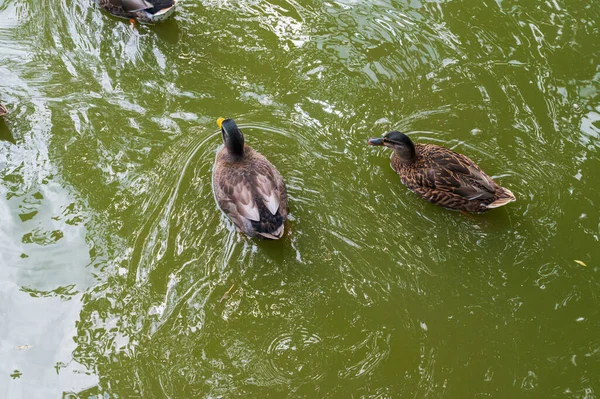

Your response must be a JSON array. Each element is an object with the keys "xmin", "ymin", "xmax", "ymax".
[{"xmin": 217, "ymin": 117, "xmax": 225, "ymax": 128}]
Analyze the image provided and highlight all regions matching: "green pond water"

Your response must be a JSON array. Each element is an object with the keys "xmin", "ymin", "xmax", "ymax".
[{"xmin": 1, "ymin": 0, "xmax": 600, "ymax": 397}]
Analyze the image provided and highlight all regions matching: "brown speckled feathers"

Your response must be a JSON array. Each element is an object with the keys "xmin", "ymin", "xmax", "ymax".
[
  {"xmin": 213, "ymin": 145, "xmax": 288, "ymax": 239},
  {"xmin": 392, "ymin": 144, "xmax": 515, "ymax": 213},
  {"xmin": 0, "ymin": 104, "xmax": 7, "ymax": 117}
]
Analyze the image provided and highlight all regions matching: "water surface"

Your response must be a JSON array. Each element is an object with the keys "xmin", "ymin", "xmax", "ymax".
[{"xmin": 1, "ymin": 0, "xmax": 599, "ymax": 397}]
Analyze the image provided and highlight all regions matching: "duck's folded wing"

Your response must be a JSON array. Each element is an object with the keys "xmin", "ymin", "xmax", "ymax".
[
  {"xmin": 215, "ymin": 172, "xmax": 260, "ymax": 223},
  {"xmin": 253, "ymin": 170, "xmax": 280, "ymax": 216},
  {"xmin": 274, "ymin": 168, "xmax": 288, "ymax": 218},
  {"xmin": 118, "ymin": 0, "xmax": 154, "ymax": 12},
  {"xmin": 422, "ymin": 150, "xmax": 496, "ymax": 200}
]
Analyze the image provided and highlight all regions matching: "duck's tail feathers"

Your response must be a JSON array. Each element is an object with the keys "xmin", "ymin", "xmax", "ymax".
[
  {"xmin": 486, "ymin": 187, "xmax": 516, "ymax": 209},
  {"xmin": 257, "ymin": 224, "xmax": 285, "ymax": 240}
]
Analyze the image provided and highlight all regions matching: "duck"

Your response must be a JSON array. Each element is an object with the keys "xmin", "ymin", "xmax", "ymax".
[
  {"xmin": 0, "ymin": 104, "xmax": 7, "ymax": 117},
  {"xmin": 213, "ymin": 118, "xmax": 288, "ymax": 239},
  {"xmin": 368, "ymin": 131, "xmax": 516, "ymax": 213},
  {"xmin": 97, "ymin": 0, "xmax": 177, "ymax": 23}
]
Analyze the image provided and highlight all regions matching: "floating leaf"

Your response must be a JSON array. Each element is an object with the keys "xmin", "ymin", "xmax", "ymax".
[
  {"xmin": 220, "ymin": 284, "xmax": 235, "ymax": 303},
  {"xmin": 17, "ymin": 345, "xmax": 31, "ymax": 351},
  {"xmin": 574, "ymin": 260, "xmax": 587, "ymax": 267}
]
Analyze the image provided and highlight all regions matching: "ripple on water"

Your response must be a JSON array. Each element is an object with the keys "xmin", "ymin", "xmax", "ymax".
[
  {"xmin": 14, "ymin": 0, "xmax": 598, "ymax": 397},
  {"xmin": 253, "ymin": 327, "xmax": 325, "ymax": 385},
  {"xmin": 339, "ymin": 330, "xmax": 391, "ymax": 379}
]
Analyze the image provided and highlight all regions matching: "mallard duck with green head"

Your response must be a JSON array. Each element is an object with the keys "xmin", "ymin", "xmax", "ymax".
[
  {"xmin": 368, "ymin": 131, "xmax": 516, "ymax": 213},
  {"xmin": 213, "ymin": 118, "xmax": 288, "ymax": 239},
  {"xmin": 97, "ymin": 0, "xmax": 177, "ymax": 22}
]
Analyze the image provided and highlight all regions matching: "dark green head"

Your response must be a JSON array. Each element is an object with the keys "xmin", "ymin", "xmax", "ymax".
[
  {"xmin": 217, "ymin": 117, "xmax": 244, "ymax": 157},
  {"xmin": 368, "ymin": 131, "xmax": 416, "ymax": 161}
]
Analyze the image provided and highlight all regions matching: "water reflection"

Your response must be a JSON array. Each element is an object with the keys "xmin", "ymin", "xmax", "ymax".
[
  {"xmin": 0, "ymin": 117, "xmax": 14, "ymax": 143},
  {"xmin": 1, "ymin": 0, "xmax": 599, "ymax": 397},
  {"xmin": 70, "ymin": 0, "xmax": 600, "ymax": 396}
]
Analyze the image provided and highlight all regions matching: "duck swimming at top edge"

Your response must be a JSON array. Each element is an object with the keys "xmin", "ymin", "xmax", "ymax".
[{"xmin": 97, "ymin": 0, "xmax": 177, "ymax": 22}]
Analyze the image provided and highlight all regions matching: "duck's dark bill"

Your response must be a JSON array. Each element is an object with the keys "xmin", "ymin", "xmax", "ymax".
[{"xmin": 368, "ymin": 138, "xmax": 384, "ymax": 146}]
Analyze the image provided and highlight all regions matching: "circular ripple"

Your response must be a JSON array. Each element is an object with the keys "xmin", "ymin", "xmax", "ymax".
[{"xmin": 254, "ymin": 327, "xmax": 325, "ymax": 385}]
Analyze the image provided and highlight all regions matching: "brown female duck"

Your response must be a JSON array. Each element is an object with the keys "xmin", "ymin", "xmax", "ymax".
[
  {"xmin": 213, "ymin": 118, "xmax": 288, "ymax": 239},
  {"xmin": 97, "ymin": 0, "xmax": 177, "ymax": 22},
  {"xmin": 368, "ymin": 131, "xmax": 515, "ymax": 213}
]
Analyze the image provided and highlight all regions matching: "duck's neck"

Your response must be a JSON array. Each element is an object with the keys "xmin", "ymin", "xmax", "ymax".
[
  {"xmin": 226, "ymin": 139, "xmax": 245, "ymax": 159},
  {"xmin": 394, "ymin": 146, "xmax": 416, "ymax": 163}
]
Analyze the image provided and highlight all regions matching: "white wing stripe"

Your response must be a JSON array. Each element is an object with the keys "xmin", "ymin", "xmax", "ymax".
[
  {"xmin": 240, "ymin": 201, "xmax": 260, "ymax": 221},
  {"xmin": 263, "ymin": 191, "xmax": 279, "ymax": 215}
]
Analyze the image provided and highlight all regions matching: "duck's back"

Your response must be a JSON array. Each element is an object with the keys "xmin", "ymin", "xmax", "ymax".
[{"xmin": 213, "ymin": 145, "xmax": 288, "ymax": 238}]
